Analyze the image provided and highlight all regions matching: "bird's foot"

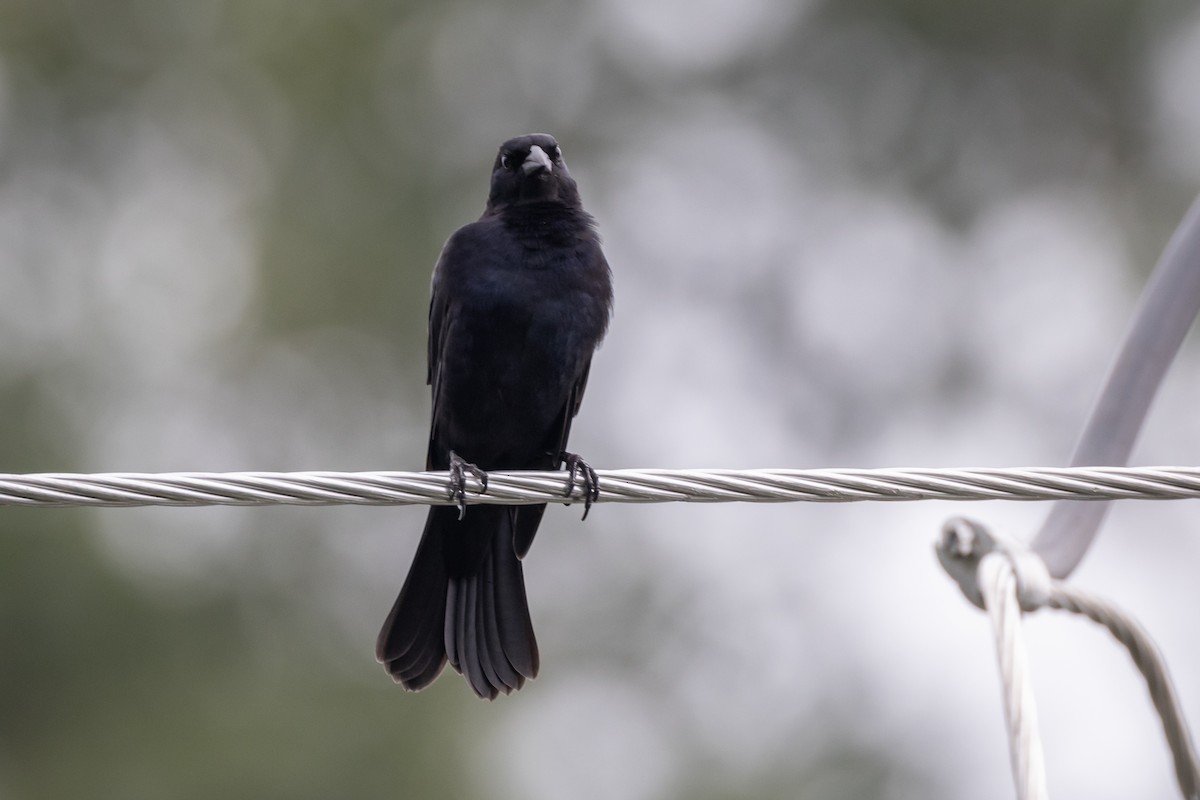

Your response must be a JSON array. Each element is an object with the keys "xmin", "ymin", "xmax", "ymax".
[
  {"xmin": 561, "ymin": 451, "xmax": 600, "ymax": 520},
  {"xmin": 448, "ymin": 451, "xmax": 488, "ymax": 520}
]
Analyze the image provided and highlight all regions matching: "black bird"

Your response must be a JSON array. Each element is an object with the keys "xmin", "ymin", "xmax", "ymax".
[{"xmin": 376, "ymin": 134, "xmax": 613, "ymax": 699}]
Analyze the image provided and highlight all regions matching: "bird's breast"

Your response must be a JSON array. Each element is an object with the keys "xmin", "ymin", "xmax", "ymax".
[{"xmin": 434, "ymin": 279, "xmax": 601, "ymax": 455}]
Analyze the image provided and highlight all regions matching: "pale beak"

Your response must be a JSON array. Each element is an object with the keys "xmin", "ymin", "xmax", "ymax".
[{"xmin": 522, "ymin": 145, "xmax": 553, "ymax": 175}]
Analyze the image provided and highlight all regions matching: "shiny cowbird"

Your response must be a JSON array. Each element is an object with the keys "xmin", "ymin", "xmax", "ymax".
[{"xmin": 376, "ymin": 134, "xmax": 613, "ymax": 699}]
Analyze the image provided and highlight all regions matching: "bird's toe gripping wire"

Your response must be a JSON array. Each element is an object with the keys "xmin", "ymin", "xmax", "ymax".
[
  {"xmin": 561, "ymin": 451, "xmax": 600, "ymax": 520},
  {"xmin": 447, "ymin": 451, "xmax": 488, "ymax": 520}
]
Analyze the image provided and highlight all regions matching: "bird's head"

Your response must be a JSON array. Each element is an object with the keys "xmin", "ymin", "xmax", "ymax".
[{"xmin": 485, "ymin": 133, "xmax": 581, "ymax": 213}]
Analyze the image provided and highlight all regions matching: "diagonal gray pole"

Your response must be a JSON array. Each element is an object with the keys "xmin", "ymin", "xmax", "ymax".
[{"xmin": 1033, "ymin": 195, "xmax": 1200, "ymax": 578}]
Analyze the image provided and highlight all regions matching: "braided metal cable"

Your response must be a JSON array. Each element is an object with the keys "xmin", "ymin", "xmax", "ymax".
[{"xmin": 2, "ymin": 465, "xmax": 1200, "ymax": 507}]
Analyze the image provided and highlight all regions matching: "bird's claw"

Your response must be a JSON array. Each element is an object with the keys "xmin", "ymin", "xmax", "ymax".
[
  {"xmin": 448, "ymin": 451, "xmax": 488, "ymax": 520},
  {"xmin": 561, "ymin": 451, "xmax": 599, "ymax": 520}
]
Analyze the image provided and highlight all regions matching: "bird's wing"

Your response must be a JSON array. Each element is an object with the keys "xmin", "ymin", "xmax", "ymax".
[
  {"xmin": 512, "ymin": 356, "xmax": 593, "ymax": 558},
  {"xmin": 425, "ymin": 251, "xmax": 454, "ymax": 471},
  {"xmin": 512, "ymin": 241, "xmax": 609, "ymax": 558}
]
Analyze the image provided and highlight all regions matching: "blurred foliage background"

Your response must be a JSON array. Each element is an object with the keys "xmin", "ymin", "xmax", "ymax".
[{"xmin": 1, "ymin": 0, "xmax": 1200, "ymax": 798}]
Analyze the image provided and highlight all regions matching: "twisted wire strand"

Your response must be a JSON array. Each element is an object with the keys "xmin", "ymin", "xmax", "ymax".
[
  {"xmin": 1048, "ymin": 586, "xmax": 1200, "ymax": 799},
  {"xmin": 2, "ymin": 466, "xmax": 1200, "ymax": 508},
  {"xmin": 963, "ymin": 539, "xmax": 1200, "ymax": 800}
]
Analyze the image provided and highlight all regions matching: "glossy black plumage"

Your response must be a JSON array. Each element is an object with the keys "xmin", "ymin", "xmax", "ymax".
[{"xmin": 376, "ymin": 134, "xmax": 613, "ymax": 699}]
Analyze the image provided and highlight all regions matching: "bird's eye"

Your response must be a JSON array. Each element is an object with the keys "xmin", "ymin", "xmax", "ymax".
[
  {"xmin": 550, "ymin": 146, "xmax": 562, "ymax": 161},
  {"xmin": 500, "ymin": 153, "xmax": 511, "ymax": 169}
]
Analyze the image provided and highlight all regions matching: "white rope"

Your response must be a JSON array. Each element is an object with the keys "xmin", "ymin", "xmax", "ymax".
[
  {"xmin": 938, "ymin": 518, "xmax": 1200, "ymax": 800},
  {"xmin": 3, "ymin": 465, "xmax": 1200, "ymax": 507},
  {"xmin": 979, "ymin": 552, "xmax": 1049, "ymax": 800}
]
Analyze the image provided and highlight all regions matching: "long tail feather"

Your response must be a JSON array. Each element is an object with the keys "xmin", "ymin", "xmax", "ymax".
[{"xmin": 377, "ymin": 505, "xmax": 539, "ymax": 698}]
